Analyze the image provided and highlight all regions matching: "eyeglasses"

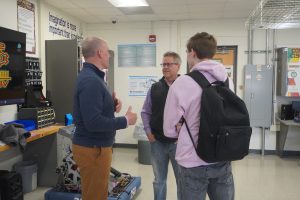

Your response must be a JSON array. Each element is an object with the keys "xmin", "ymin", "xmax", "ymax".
[{"xmin": 160, "ymin": 63, "xmax": 177, "ymax": 67}]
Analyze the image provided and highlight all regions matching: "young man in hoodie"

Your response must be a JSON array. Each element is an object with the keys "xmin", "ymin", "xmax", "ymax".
[
  {"xmin": 141, "ymin": 51, "xmax": 181, "ymax": 200},
  {"xmin": 163, "ymin": 32, "xmax": 235, "ymax": 200}
]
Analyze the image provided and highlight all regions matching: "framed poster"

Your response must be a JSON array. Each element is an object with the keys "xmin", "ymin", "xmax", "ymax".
[
  {"xmin": 213, "ymin": 46, "xmax": 238, "ymax": 90},
  {"xmin": 17, "ymin": 0, "xmax": 36, "ymax": 54}
]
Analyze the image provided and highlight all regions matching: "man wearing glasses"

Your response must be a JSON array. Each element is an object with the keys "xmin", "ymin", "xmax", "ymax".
[{"xmin": 141, "ymin": 51, "xmax": 181, "ymax": 200}]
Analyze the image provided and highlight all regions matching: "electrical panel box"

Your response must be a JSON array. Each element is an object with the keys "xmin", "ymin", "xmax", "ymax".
[
  {"xmin": 277, "ymin": 47, "xmax": 300, "ymax": 97},
  {"xmin": 244, "ymin": 64, "xmax": 273, "ymax": 127}
]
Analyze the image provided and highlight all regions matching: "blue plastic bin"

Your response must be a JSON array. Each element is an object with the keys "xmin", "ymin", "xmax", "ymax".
[{"xmin": 5, "ymin": 120, "xmax": 36, "ymax": 131}]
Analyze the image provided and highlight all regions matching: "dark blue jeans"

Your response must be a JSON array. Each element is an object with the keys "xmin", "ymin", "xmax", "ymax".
[
  {"xmin": 150, "ymin": 140, "xmax": 180, "ymax": 200},
  {"xmin": 179, "ymin": 162, "xmax": 234, "ymax": 200}
]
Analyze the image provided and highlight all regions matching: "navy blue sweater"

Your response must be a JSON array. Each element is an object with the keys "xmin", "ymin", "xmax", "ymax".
[{"xmin": 72, "ymin": 62, "xmax": 127, "ymax": 147}]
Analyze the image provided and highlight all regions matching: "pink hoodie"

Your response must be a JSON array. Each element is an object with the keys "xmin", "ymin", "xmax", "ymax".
[{"xmin": 163, "ymin": 60, "xmax": 230, "ymax": 168}]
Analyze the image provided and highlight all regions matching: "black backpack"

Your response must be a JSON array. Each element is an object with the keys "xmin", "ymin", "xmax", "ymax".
[{"xmin": 184, "ymin": 71, "xmax": 252, "ymax": 163}]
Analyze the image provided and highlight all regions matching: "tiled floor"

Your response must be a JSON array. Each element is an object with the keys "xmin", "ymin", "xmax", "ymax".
[{"xmin": 25, "ymin": 148, "xmax": 300, "ymax": 200}]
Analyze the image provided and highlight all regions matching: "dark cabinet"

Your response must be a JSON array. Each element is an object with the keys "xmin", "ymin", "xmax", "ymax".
[{"xmin": 46, "ymin": 40, "xmax": 80, "ymax": 123}]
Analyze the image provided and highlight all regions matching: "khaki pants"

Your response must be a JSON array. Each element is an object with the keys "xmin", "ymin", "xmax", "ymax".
[{"xmin": 72, "ymin": 144, "xmax": 112, "ymax": 200}]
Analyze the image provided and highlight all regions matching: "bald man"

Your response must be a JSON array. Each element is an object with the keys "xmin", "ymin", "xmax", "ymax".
[{"xmin": 72, "ymin": 36, "xmax": 137, "ymax": 200}]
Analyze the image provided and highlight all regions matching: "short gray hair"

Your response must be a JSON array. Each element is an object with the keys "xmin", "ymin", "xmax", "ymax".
[
  {"xmin": 163, "ymin": 51, "xmax": 182, "ymax": 65},
  {"xmin": 81, "ymin": 36, "xmax": 103, "ymax": 59}
]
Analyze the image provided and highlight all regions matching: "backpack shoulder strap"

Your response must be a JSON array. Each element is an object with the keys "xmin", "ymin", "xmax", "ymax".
[
  {"xmin": 224, "ymin": 78, "xmax": 229, "ymax": 88},
  {"xmin": 188, "ymin": 71, "xmax": 230, "ymax": 88},
  {"xmin": 187, "ymin": 71, "xmax": 210, "ymax": 88}
]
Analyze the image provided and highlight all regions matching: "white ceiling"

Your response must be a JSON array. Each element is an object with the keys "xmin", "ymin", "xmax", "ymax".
[{"xmin": 44, "ymin": 0, "xmax": 261, "ymax": 24}]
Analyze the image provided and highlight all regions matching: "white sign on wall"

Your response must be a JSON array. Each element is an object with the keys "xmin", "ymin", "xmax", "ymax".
[
  {"xmin": 128, "ymin": 76, "xmax": 159, "ymax": 96},
  {"xmin": 17, "ymin": 0, "xmax": 36, "ymax": 54},
  {"xmin": 48, "ymin": 12, "xmax": 83, "ymax": 42}
]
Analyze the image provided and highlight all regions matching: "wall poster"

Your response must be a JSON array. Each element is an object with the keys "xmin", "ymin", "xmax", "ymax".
[
  {"xmin": 118, "ymin": 44, "xmax": 156, "ymax": 67},
  {"xmin": 128, "ymin": 76, "xmax": 159, "ymax": 96},
  {"xmin": 213, "ymin": 46, "xmax": 238, "ymax": 89},
  {"xmin": 286, "ymin": 48, "xmax": 300, "ymax": 97},
  {"xmin": 17, "ymin": 0, "xmax": 36, "ymax": 54}
]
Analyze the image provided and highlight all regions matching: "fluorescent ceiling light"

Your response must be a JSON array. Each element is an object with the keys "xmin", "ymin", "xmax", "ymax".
[{"xmin": 108, "ymin": 0, "xmax": 149, "ymax": 7}]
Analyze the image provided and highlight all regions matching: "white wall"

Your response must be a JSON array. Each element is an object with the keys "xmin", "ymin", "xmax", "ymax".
[
  {"xmin": 86, "ymin": 20, "xmax": 300, "ymax": 151},
  {"xmin": 38, "ymin": 1, "xmax": 84, "ymax": 95},
  {"xmin": 0, "ymin": 0, "xmax": 17, "ymax": 29}
]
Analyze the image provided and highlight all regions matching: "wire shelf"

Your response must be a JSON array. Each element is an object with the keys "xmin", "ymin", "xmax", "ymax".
[{"xmin": 246, "ymin": 0, "xmax": 300, "ymax": 29}]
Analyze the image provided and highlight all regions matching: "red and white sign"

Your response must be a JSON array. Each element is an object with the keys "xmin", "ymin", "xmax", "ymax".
[{"xmin": 149, "ymin": 34, "xmax": 156, "ymax": 42}]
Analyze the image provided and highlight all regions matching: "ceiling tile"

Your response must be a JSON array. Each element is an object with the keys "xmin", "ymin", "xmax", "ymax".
[
  {"xmin": 187, "ymin": 0, "xmax": 227, "ymax": 3},
  {"xmin": 221, "ymin": 12, "xmax": 250, "ymax": 19},
  {"xmin": 126, "ymin": 15, "xmax": 160, "ymax": 21},
  {"xmin": 189, "ymin": 10, "xmax": 223, "ymax": 19},
  {"xmin": 225, "ymin": 1, "xmax": 261, "ymax": 10},
  {"xmin": 118, "ymin": 6, "xmax": 154, "ymax": 15},
  {"xmin": 149, "ymin": 0, "xmax": 188, "ymax": 5},
  {"xmin": 61, "ymin": 8, "xmax": 89, "ymax": 16},
  {"xmin": 43, "ymin": 0, "xmax": 260, "ymax": 23},
  {"xmin": 44, "ymin": 0, "xmax": 78, "ymax": 9},
  {"xmin": 188, "ymin": 4, "xmax": 225, "ymax": 13},
  {"xmin": 84, "ymin": 7, "xmax": 123, "ymax": 15},
  {"xmin": 152, "ymin": 5, "xmax": 188, "ymax": 14},
  {"xmin": 227, "ymin": 0, "xmax": 260, "ymax": 3},
  {"xmin": 81, "ymin": 16, "xmax": 107, "ymax": 23},
  {"xmin": 69, "ymin": 0, "xmax": 113, "ymax": 7},
  {"xmin": 157, "ymin": 13, "xmax": 191, "ymax": 21}
]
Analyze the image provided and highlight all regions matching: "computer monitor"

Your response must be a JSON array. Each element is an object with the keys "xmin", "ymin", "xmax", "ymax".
[{"xmin": 0, "ymin": 26, "xmax": 26, "ymax": 106}]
